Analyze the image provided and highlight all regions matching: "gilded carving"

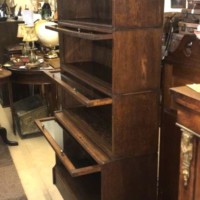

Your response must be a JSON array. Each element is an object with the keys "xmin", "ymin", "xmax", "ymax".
[{"xmin": 180, "ymin": 128, "xmax": 193, "ymax": 187}]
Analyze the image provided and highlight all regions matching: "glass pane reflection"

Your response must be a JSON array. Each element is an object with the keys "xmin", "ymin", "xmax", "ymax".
[{"xmin": 42, "ymin": 120, "xmax": 64, "ymax": 149}]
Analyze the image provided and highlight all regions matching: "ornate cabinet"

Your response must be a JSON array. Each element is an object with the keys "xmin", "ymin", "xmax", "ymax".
[
  {"xmin": 159, "ymin": 35, "xmax": 200, "ymax": 200},
  {"xmin": 36, "ymin": 0, "xmax": 164, "ymax": 199},
  {"xmin": 171, "ymin": 86, "xmax": 200, "ymax": 200}
]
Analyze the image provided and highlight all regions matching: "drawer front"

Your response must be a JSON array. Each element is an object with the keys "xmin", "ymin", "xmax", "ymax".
[{"xmin": 53, "ymin": 164, "xmax": 101, "ymax": 200}]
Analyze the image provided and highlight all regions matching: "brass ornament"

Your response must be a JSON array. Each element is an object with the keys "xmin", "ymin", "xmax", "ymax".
[{"xmin": 180, "ymin": 128, "xmax": 193, "ymax": 187}]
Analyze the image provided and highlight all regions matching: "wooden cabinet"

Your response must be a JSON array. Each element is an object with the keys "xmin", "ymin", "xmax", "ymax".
[
  {"xmin": 159, "ymin": 35, "xmax": 200, "ymax": 200},
  {"xmin": 171, "ymin": 86, "xmax": 200, "ymax": 200},
  {"xmin": 36, "ymin": 0, "xmax": 164, "ymax": 199}
]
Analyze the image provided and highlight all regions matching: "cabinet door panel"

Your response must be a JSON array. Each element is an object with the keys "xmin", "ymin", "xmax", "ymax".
[
  {"xmin": 35, "ymin": 117, "xmax": 101, "ymax": 177},
  {"xmin": 44, "ymin": 71, "xmax": 112, "ymax": 107}
]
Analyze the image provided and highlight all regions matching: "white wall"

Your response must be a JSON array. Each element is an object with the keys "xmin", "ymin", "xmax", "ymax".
[{"xmin": 164, "ymin": 0, "xmax": 184, "ymax": 12}]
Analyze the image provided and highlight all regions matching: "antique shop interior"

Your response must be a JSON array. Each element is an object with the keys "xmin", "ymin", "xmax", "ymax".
[{"xmin": 1, "ymin": 0, "xmax": 200, "ymax": 199}]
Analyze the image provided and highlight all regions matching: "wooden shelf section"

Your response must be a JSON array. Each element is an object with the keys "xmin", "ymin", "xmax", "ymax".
[
  {"xmin": 58, "ymin": 19, "xmax": 113, "ymax": 33},
  {"xmin": 44, "ymin": 70, "xmax": 112, "ymax": 107},
  {"xmin": 46, "ymin": 24, "xmax": 112, "ymax": 40},
  {"xmin": 62, "ymin": 62, "xmax": 112, "ymax": 96},
  {"xmin": 55, "ymin": 110, "xmax": 112, "ymax": 161},
  {"xmin": 35, "ymin": 117, "xmax": 101, "ymax": 177}
]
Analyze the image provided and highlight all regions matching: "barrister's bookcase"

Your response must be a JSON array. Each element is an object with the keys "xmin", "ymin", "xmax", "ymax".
[{"xmin": 36, "ymin": 0, "xmax": 164, "ymax": 199}]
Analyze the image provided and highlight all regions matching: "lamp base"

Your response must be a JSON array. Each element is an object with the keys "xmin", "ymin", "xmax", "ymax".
[
  {"xmin": 44, "ymin": 50, "xmax": 58, "ymax": 59},
  {"xmin": 26, "ymin": 61, "xmax": 41, "ymax": 69}
]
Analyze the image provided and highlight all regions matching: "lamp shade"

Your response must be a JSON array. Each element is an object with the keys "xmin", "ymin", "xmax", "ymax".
[
  {"xmin": 23, "ymin": 25, "xmax": 38, "ymax": 42},
  {"xmin": 35, "ymin": 20, "xmax": 59, "ymax": 48},
  {"xmin": 17, "ymin": 23, "xmax": 26, "ymax": 38}
]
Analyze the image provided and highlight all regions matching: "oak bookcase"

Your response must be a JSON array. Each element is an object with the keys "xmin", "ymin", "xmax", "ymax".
[{"xmin": 36, "ymin": 0, "xmax": 164, "ymax": 199}]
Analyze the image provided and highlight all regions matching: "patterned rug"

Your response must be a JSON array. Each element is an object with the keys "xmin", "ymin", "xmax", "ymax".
[{"xmin": 0, "ymin": 138, "xmax": 27, "ymax": 200}]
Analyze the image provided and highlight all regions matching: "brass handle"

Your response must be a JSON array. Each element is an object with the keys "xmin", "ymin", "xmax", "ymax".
[{"xmin": 60, "ymin": 149, "xmax": 64, "ymax": 156}]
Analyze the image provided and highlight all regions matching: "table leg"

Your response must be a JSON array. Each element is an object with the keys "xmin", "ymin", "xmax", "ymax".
[
  {"xmin": 0, "ymin": 127, "xmax": 18, "ymax": 146},
  {"xmin": 8, "ymin": 80, "xmax": 16, "ymax": 134}
]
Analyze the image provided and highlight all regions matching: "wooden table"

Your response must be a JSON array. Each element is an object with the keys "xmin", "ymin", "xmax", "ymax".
[
  {"xmin": 8, "ymin": 57, "xmax": 60, "ymax": 115},
  {"xmin": 0, "ymin": 69, "xmax": 18, "ymax": 145},
  {"xmin": 171, "ymin": 86, "xmax": 200, "ymax": 200}
]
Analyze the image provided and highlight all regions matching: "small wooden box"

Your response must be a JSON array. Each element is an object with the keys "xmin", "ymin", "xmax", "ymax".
[{"xmin": 13, "ymin": 95, "xmax": 48, "ymax": 137}]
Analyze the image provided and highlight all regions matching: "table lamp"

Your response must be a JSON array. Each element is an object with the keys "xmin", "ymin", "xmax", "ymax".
[
  {"xmin": 17, "ymin": 23, "xmax": 29, "ymax": 56},
  {"xmin": 23, "ymin": 25, "xmax": 38, "ymax": 49},
  {"xmin": 23, "ymin": 25, "xmax": 39, "ymax": 66},
  {"xmin": 35, "ymin": 20, "xmax": 59, "ymax": 59},
  {"xmin": 17, "ymin": 23, "xmax": 26, "ymax": 38}
]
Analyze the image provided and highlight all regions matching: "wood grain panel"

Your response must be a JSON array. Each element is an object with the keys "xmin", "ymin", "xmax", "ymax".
[
  {"xmin": 114, "ymin": 0, "xmax": 163, "ymax": 27},
  {"xmin": 113, "ymin": 92, "xmax": 159, "ymax": 157},
  {"xmin": 102, "ymin": 154, "xmax": 157, "ymax": 200},
  {"xmin": 113, "ymin": 29, "xmax": 162, "ymax": 94}
]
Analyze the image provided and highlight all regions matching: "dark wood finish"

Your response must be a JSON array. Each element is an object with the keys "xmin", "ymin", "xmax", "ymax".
[
  {"xmin": 0, "ymin": 21, "xmax": 23, "ymax": 64},
  {"xmin": 102, "ymin": 154, "xmax": 158, "ymax": 200},
  {"xmin": 44, "ymin": 71, "xmax": 112, "ymax": 107},
  {"xmin": 170, "ymin": 86, "xmax": 200, "ymax": 200},
  {"xmin": 112, "ymin": 92, "xmax": 159, "ymax": 157},
  {"xmin": 0, "ymin": 127, "xmax": 18, "ymax": 146},
  {"xmin": 35, "ymin": 117, "xmax": 101, "ymax": 177},
  {"xmin": 158, "ymin": 109, "xmax": 181, "ymax": 200},
  {"xmin": 0, "ymin": 70, "xmax": 18, "ymax": 145},
  {"xmin": 57, "ymin": 0, "xmax": 163, "ymax": 28},
  {"xmin": 0, "ymin": 21, "xmax": 23, "ymax": 106},
  {"xmin": 0, "ymin": 69, "xmax": 15, "ymax": 134},
  {"xmin": 0, "ymin": 70, "xmax": 12, "ymax": 84},
  {"xmin": 53, "ymin": 163, "xmax": 101, "ymax": 200},
  {"xmin": 195, "ymin": 143, "xmax": 200, "ymax": 199},
  {"xmin": 159, "ymin": 35, "xmax": 200, "ymax": 200},
  {"xmin": 112, "ymin": 29, "xmax": 162, "ymax": 94},
  {"xmin": 39, "ymin": 0, "xmax": 164, "ymax": 199},
  {"xmin": 8, "ymin": 61, "xmax": 59, "ymax": 115}
]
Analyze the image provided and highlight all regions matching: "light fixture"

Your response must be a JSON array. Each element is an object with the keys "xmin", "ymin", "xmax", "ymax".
[
  {"xmin": 22, "ymin": 25, "xmax": 40, "ymax": 68},
  {"xmin": 35, "ymin": 20, "xmax": 59, "ymax": 59}
]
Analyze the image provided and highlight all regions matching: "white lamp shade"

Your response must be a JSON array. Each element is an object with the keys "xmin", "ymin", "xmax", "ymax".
[{"xmin": 35, "ymin": 20, "xmax": 59, "ymax": 48}]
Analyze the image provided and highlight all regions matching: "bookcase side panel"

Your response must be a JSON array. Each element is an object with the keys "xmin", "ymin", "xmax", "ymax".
[
  {"xmin": 112, "ymin": 92, "xmax": 159, "ymax": 157},
  {"xmin": 57, "ymin": 0, "xmax": 111, "ymax": 22},
  {"xmin": 112, "ymin": 29, "xmax": 162, "ymax": 94},
  {"xmin": 102, "ymin": 154, "xmax": 158, "ymax": 200},
  {"xmin": 113, "ymin": 0, "xmax": 164, "ymax": 27}
]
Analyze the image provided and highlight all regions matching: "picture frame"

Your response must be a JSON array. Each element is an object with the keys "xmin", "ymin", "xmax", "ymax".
[{"xmin": 171, "ymin": 0, "xmax": 186, "ymax": 8}]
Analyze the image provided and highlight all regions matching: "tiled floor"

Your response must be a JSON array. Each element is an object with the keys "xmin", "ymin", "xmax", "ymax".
[{"xmin": 0, "ymin": 105, "xmax": 63, "ymax": 200}]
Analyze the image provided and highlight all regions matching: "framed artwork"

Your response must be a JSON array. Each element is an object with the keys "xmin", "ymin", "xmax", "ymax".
[{"xmin": 171, "ymin": 0, "xmax": 186, "ymax": 8}]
